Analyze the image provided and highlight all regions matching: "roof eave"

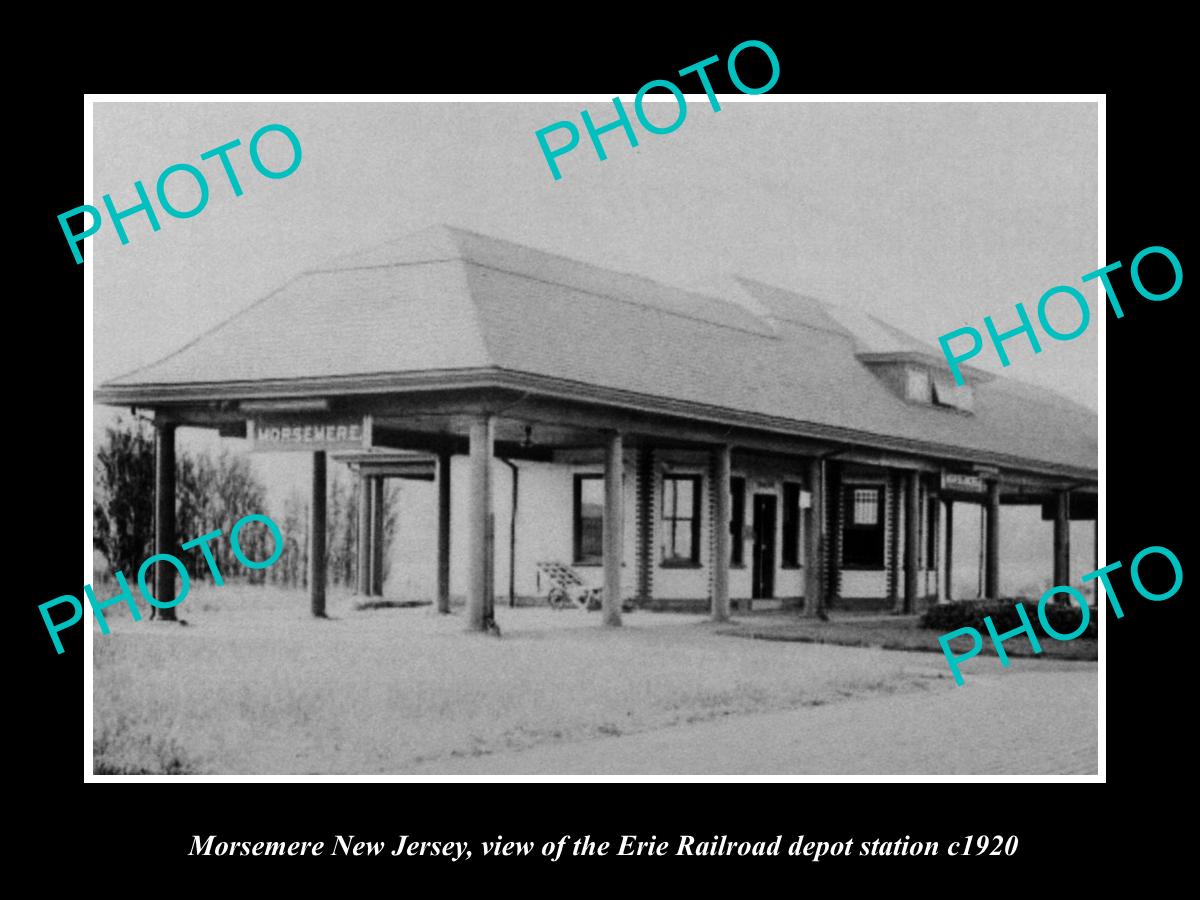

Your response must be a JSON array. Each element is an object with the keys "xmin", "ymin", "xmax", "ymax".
[{"xmin": 94, "ymin": 368, "xmax": 1097, "ymax": 484}]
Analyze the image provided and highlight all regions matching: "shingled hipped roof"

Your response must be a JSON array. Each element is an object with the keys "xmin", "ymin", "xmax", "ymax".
[{"xmin": 101, "ymin": 225, "xmax": 1097, "ymax": 477}]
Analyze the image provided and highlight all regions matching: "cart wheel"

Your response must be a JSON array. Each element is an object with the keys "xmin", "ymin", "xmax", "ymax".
[{"xmin": 547, "ymin": 587, "xmax": 567, "ymax": 609}]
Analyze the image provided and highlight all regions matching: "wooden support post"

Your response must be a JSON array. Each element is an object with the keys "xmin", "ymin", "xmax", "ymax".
[
  {"xmin": 356, "ymin": 472, "xmax": 371, "ymax": 595},
  {"xmin": 825, "ymin": 460, "xmax": 841, "ymax": 609},
  {"xmin": 437, "ymin": 451, "xmax": 452, "ymax": 614},
  {"xmin": 903, "ymin": 470, "xmax": 919, "ymax": 614},
  {"xmin": 803, "ymin": 458, "xmax": 823, "ymax": 617},
  {"xmin": 371, "ymin": 476, "xmax": 384, "ymax": 596},
  {"xmin": 602, "ymin": 432, "xmax": 625, "ymax": 627},
  {"xmin": 635, "ymin": 447, "xmax": 655, "ymax": 605},
  {"xmin": 985, "ymin": 480, "xmax": 1001, "ymax": 599},
  {"xmin": 886, "ymin": 473, "xmax": 901, "ymax": 610},
  {"xmin": 977, "ymin": 503, "xmax": 985, "ymax": 599},
  {"xmin": 365, "ymin": 477, "xmax": 377, "ymax": 595},
  {"xmin": 485, "ymin": 511, "xmax": 495, "ymax": 622},
  {"xmin": 944, "ymin": 499, "xmax": 954, "ymax": 602},
  {"xmin": 309, "ymin": 450, "xmax": 327, "ymax": 618},
  {"xmin": 466, "ymin": 415, "xmax": 494, "ymax": 631},
  {"xmin": 507, "ymin": 462, "xmax": 518, "ymax": 608},
  {"xmin": 154, "ymin": 422, "xmax": 178, "ymax": 621},
  {"xmin": 928, "ymin": 490, "xmax": 940, "ymax": 602},
  {"xmin": 710, "ymin": 444, "xmax": 731, "ymax": 623},
  {"xmin": 1053, "ymin": 490, "xmax": 1071, "ymax": 587}
]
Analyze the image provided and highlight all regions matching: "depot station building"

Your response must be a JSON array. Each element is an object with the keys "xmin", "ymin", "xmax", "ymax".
[{"xmin": 96, "ymin": 226, "xmax": 1098, "ymax": 629}]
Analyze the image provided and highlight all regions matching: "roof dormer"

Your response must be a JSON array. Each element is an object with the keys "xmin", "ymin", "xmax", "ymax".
[{"xmin": 857, "ymin": 351, "xmax": 983, "ymax": 413}]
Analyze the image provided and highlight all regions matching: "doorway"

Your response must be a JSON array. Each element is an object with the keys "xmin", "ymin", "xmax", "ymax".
[{"xmin": 752, "ymin": 494, "xmax": 777, "ymax": 599}]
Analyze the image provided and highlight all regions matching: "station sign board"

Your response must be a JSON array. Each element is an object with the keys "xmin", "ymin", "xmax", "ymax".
[
  {"xmin": 249, "ymin": 415, "xmax": 373, "ymax": 452},
  {"xmin": 940, "ymin": 471, "xmax": 986, "ymax": 494}
]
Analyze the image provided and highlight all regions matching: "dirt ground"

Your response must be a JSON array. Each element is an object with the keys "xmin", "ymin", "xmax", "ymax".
[{"xmin": 91, "ymin": 585, "xmax": 1098, "ymax": 775}]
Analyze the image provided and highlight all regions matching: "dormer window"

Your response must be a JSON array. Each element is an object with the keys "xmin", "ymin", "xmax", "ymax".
[
  {"xmin": 859, "ymin": 353, "xmax": 976, "ymax": 414},
  {"xmin": 932, "ymin": 372, "xmax": 975, "ymax": 412},
  {"xmin": 906, "ymin": 367, "xmax": 932, "ymax": 404}
]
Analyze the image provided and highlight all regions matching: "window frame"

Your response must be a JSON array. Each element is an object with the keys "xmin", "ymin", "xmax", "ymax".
[
  {"xmin": 841, "ymin": 483, "xmax": 886, "ymax": 570},
  {"xmin": 572, "ymin": 473, "xmax": 605, "ymax": 566},
  {"xmin": 925, "ymin": 491, "xmax": 939, "ymax": 569},
  {"xmin": 661, "ymin": 474, "xmax": 702, "ymax": 567},
  {"xmin": 781, "ymin": 481, "xmax": 802, "ymax": 568},
  {"xmin": 730, "ymin": 476, "xmax": 746, "ymax": 568}
]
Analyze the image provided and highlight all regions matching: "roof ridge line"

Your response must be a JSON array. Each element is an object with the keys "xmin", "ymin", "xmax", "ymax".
[
  {"xmin": 102, "ymin": 276, "xmax": 302, "ymax": 387},
  {"xmin": 448, "ymin": 226, "xmax": 731, "ymax": 301},
  {"xmin": 302, "ymin": 257, "xmax": 465, "ymax": 275},
  {"xmin": 310, "ymin": 253, "xmax": 777, "ymax": 338},
  {"xmin": 728, "ymin": 274, "xmax": 862, "ymax": 344},
  {"xmin": 461, "ymin": 259, "xmax": 779, "ymax": 339},
  {"xmin": 331, "ymin": 227, "xmax": 780, "ymax": 337},
  {"xmin": 769, "ymin": 315, "xmax": 858, "ymax": 342}
]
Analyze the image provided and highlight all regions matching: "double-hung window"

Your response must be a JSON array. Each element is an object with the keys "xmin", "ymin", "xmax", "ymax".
[
  {"xmin": 662, "ymin": 475, "xmax": 701, "ymax": 564},
  {"xmin": 573, "ymin": 475, "xmax": 604, "ymax": 564},
  {"xmin": 843, "ymin": 485, "xmax": 885, "ymax": 568}
]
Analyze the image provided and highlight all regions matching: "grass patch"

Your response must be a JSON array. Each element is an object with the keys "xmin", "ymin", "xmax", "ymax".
[
  {"xmin": 94, "ymin": 717, "xmax": 201, "ymax": 774},
  {"xmin": 921, "ymin": 599, "xmax": 1097, "ymax": 639},
  {"xmin": 92, "ymin": 584, "xmax": 963, "ymax": 774},
  {"xmin": 720, "ymin": 614, "xmax": 1096, "ymax": 661}
]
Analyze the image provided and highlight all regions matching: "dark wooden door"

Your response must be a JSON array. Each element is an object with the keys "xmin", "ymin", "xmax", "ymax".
[{"xmin": 752, "ymin": 494, "xmax": 777, "ymax": 599}]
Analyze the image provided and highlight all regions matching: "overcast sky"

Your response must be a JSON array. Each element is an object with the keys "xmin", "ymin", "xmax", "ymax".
[{"xmin": 92, "ymin": 100, "xmax": 1098, "ymax": 406}]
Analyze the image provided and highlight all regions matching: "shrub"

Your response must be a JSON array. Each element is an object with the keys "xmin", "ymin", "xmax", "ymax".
[{"xmin": 920, "ymin": 599, "xmax": 1097, "ymax": 639}]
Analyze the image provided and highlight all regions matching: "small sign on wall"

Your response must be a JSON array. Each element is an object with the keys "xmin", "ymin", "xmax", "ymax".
[
  {"xmin": 249, "ymin": 415, "xmax": 373, "ymax": 452},
  {"xmin": 941, "ymin": 471, "xmax": 986, "ymax": 493},
  {"xmin": 799, "ymin": 490, "xmax": 812, "ymax": 509}
]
